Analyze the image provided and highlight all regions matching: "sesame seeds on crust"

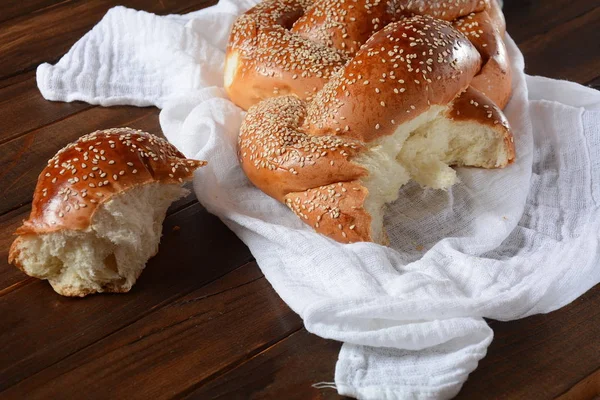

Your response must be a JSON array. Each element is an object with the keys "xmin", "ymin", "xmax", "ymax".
[
  {"xmin": 305, "ymin": 15, "xmax": 481, "ymax": 142},
  {"xmin": 233, "ymin": 0, "xmax": 514, "ymax": 244},
  {"xmin": 239, "ymin": 96, "xmax": 367, "ymax": 200},
  {"xmin": 225, "ymin": 0, "xmax": 493, "ymax": 111},
  {"xmin": 291, "ymin": 0, "xmax": 488, "ymax": 57},
  {"xmin": 453, "ymin": 9, "xmax": 512, "ymax": 108},
  {"xmin": 18, "ymin": 128, "xmax": 206, "ymax": 235},
  {"xmin": 284, "ymin": 181, "xmax": 372, "ymax": 243}
]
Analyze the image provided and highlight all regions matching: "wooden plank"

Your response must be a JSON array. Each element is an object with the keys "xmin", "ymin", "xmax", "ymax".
[
  {"xmin": 457, "ymin": 285, "xmax": 600, "ymax": 399},
  {"xmin": 504, "ymin": 0, "xmax": 598, "ymax": 44},
  {"xmin": 556, "ymin": 368, "xmax": 600, "ymax": 400},
  {"xmin": 0, "ymin": 70, "xmax": 37, "ymax": 91},
  {"xmin": 0, "ymin": 0, "xmax": 74, "ymax": 24},
  {"xmin": 0, "ymin": 2, "xmax": 597, "ymax": 400},
  {"xmin": 0, "ymin": 0, "xmax": 594, "ymax": 156},
  {"xmin": 515, "ymin": 6, "xmax": 600, "ymax": 84},
  {"xmin": 0, "ymin": 205, "xmax": 35, "ymax": 291},
  {"xmin": 0, "ymin": 106, "xmax": 156, "ymax": 215},
  {"xmin": 0, "ymin": 175, "xmax": 196, "ymax": 292},
  {"xmin": 0, "ymin": 75, "xmax": 92, "ymax": 144},
  {"xmin": 185, "ymin": 329, "xmax": 342, "ymax": 400},
  {"xmin": 0, "ymin": 201, "xmax": 252, "ymax": 392},
  {"xmin": 0, "ymin": 96, "xmax": 201, "ymax": 292},
  {"xmin": 0, "ymin": 262, "xmax": 304, "ymax": 399},
  {"xmin": 0, "ymin": 0, "xmax": 217, "ymax": 81},
  {"xmin": 189, "ymin": 287, "xmax": 600, "ymax": 400},
  {"xmin": 587, "ymin": 76, "xmax": 600, "ymax": 91}
]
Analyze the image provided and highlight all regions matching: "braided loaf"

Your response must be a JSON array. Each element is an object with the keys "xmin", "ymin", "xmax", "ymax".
[{"xmin": 227, "ymin": 1, "xmax": 515, "ymax": 244}]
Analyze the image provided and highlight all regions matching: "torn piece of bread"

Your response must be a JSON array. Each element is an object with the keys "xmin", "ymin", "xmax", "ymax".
[
  {"xmin": 8, "ymin": 128, "xmax": 206, "ymax": 297},
  {"xmin": 238, "ymin": 17, "xmax": 515, "ymax": 245},
  {"xmin": 398, "ymin": 86, "xmax": 514, "ymax": 190}
]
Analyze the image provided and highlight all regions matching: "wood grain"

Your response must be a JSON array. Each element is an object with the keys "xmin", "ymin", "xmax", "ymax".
[
  {"xmin": 504, "ymin": 0, "xmax": 599, "ymax": 43},
  {"xmin": 0, "ymin": 0, "xmax": 74, "ymax": 24},
  {"xmin": 0, "ymin": 71, "xmax": 37, "ymax": 91},
  {"xmin": 0, "ymin": 0, "xmax": 217, "ymax": 81},
  {"xmin": 185, "ymin": 329, "xmax": 342, "ymax": 400},
  {"xmin": 0, "ymin": 205, "xmax": 35, "ymax": 291},
  {"xmin": 0, "ymin": 201, "xmax": 252, "ymax": 391},
  {"xmin": 185, "ymin": 284, "xmax": 600, "ymax": 400},
  {"xmin": 515, "ymin": 6, "xmax": 600, "ymax": 83},
  {"xmin": 0, "ymin": 75, "xmax": 92, "ymax": 145},
  {"xmin": 0, "ymin": 106, "xmax": 155, "ymax": 214},
  {"xmin": 457, "ymin": 286, "xmax": 600, "ymax": 399},
  {"xmin": 2, "ymin": 263, "xmax": 303, "ymax": 399},
  {"xmin": 556, "ymin": 368, "xmax": 600, "ymax": 400},
  {"xmin": 0, "ymin": 0, "xmax": 598, "ymax": 399},
  {"xmin": 587, "ymin": 76, "xmax": 600, "ymax": 91}
]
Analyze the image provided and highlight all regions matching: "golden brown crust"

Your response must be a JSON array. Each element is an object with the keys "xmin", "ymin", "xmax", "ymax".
[
  {"xmin": 291, "ymin": 0, "xmax": 399, "ymax": 57},
  {"xmin": 238, "ymin": 18, "xmax": 514, "ymax": 243},
  {"xmin": 225, "ymin": 0, "xmax": 503, "ymax": 111},
  {"xmin": 454, "ymin": 9, "xmax": 512, "ymax": 108},
  {"xmin": 239, "ymin": 96, "xmax": 367, "ymax": 201},
  {"xmin": 486, "ymin": 0, "xmax": 506, "ymax": 35},
  {"xmin": 14, "ymin": 128, "xmax": 206, "ymax": 236},
  {"xmin": 448, "ymin": 85, "xmax": 515, "ymax": 165},
  {"xmin": 225, "ymin": 27, "xmax": 346, "ymax": 111},
  {"xmin": 7, "ymin": 236, "xmax": 24, "ymax": 272},
  {"xmin": 233, "ymin": 1, "xmax": 516, "ymax": 244},
  {"xmin": 395, "ymin": 0, "xmax": 490, "ymax": 21},
  {"xmin": 284, "ymin": 181, "xmax": 372, "ymax": 243},
  {"xmin": 305, "ymin": 15, "xmax": 482, "ymax": 142},
  {"xmin": 225, "ymin": 0, "xmax": 347, "ymax": 110}
]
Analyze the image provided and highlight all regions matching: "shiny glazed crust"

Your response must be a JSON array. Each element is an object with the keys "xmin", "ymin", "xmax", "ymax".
[
  {"xmin": 11, "ymin": 128, "xmax": 206, "ymax": 236},
  {"xmin": 239, "ymin": 16, "xmax": 515, "ymax": 243},
  {"xmin": 454, "ymin": 7, "xmax": 512, "ymax": 108},
  {"xmin": 225, "ymin": 0, "xmax": 512, "ymax": 111}
]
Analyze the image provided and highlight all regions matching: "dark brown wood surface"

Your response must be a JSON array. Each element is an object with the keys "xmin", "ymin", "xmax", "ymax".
[{"xmin": 0, "ymin": 1, "xmax": 598, "ymax": 399}]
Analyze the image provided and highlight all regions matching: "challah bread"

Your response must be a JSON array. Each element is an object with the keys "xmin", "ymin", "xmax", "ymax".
[
  {"xmin": 485, "ymin": 0, "xmax": 506, "ymax": 35},
  {"xmin": 303, "ymin": 15, "xmax": 482, "ymax": 141},
  {"xmin": 454, "ymin": 6, "xmax": 512, "ymax": 108},
  {"xmin": 9, "ymin": 128, "xmax": 206, "ymax": 297},
  {"xmin": 225, "ymin": 0, "xmax": 511, "ymax": 111},
  {"xmin": 239, "ymin": 16, "xmax": 514, "ymax": 244},
  {"xmin": 292, "ymin": 0, "xmax": 489, "ymax": 56},
  {"xmin": 224, "ymin": 0, "xmax": 347, "ymax": 111}
]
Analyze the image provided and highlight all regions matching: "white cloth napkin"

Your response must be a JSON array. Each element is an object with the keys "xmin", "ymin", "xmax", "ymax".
[{"xmin": 37, "ymin": 2, "xmax": 600, "ymax": 399}]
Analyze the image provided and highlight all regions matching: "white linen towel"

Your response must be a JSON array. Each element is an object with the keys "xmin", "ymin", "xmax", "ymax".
[{"xmin": 37, "ymin": 2, "xmax": 600, "ymax": 399}]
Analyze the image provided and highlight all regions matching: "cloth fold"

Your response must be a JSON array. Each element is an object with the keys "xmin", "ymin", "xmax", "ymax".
[{"xmin": 37, "ymin": 2, "xmax": 600, "ymax": 399}]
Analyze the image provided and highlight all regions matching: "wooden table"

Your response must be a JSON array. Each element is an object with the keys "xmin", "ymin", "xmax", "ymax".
[{"xmin": 1, "ymin": 1, "xmax": 599, "ymax": 399}]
